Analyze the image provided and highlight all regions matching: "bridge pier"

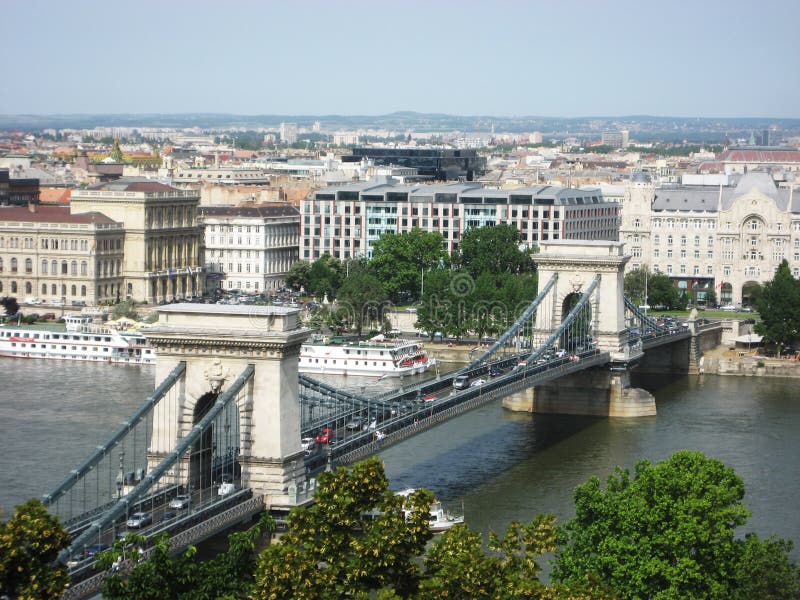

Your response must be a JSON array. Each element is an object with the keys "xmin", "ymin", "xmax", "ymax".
[{"xmin": 503, "ymin": 368, "xmax": 655, "ymax": 417}]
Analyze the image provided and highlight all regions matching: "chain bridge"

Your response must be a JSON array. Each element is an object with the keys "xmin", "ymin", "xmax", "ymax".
[{"xmin": 47, "ymin": 241, "xmax": 722, "ymax": 599}]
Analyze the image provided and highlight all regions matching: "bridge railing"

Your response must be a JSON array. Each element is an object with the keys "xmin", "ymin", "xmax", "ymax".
[
  {"xmin": 43, "ymin": 362, "xmax": 186, "ymax": 510},
  {"xmin": 62, "ymin": 364, "xmax": 255, "ymax": 564}
]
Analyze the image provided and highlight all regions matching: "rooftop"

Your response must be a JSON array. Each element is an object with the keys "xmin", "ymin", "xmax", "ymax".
[{"xmin": 0, "ymin": 204, "xmax": 119, "ymax": 225}]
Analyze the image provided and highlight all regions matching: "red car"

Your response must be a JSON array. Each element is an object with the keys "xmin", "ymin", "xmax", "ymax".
[{"xmin": 315, "ymin": 428, "xmax": 332, "ymax": 444}]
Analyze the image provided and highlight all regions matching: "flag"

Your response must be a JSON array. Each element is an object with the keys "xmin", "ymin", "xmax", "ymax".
[{"xmin": 376, "ymin": 373, "xmax": 388, "ymax": 381}]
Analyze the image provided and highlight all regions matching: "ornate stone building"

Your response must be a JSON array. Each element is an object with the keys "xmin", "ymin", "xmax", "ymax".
[
  {"xmin": 70, "ymin": 179, "xmax": 204, "ymax": 303},
  {"xmin": 0, "ymin": 205, "xmax": 124, "ymax": 304},
  {"xmin": 198, "ymin": 204, "xmax": 300, "ymax": 294},
  {"xmin": 620, "ymin": 172, "xmax": 800, "ymax": 307}
]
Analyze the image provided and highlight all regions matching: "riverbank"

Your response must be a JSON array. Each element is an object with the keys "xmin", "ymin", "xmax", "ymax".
[{"xmin": 700, "ymin": 346, "xmax": 800, "ymax": 378}]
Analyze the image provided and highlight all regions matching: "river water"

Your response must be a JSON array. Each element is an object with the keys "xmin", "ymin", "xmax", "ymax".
[{"xmin": 0, "ymin": 359, "xmax": 797, "ymax": 557}]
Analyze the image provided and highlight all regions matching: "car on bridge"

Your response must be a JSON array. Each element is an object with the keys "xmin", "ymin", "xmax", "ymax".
[
  {"xmin": 126, "ymin": 512, "xmax": 152, "ymax": 528},
  {"xmin": 345, "ymin": 416, "xmax": 364, "ymax": 430},
  {"xmin": 452, "ymin": 375, "xmax": 470, "ymax": 390},
  {"xmin": 169, "ymin": 494, "xmax": 191, "ymax": 510},
  {"xmin": 469, "ymin": 379, "xmax": 486, "ymax": 388},
  {"xmin": 315, "ymin": 427, "xmax": 332, "ymax": 444},
  {"xmin": 489, "ymin": 366, "xmax": 504, "ymax": 377}
]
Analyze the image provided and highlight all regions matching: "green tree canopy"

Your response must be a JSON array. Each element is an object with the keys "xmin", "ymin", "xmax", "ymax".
[
  {"xmin": 370, "ymin": 229, "xmax": 449, "ymax": 302},
  {"xmin": 623, "ymin": 267, "xmax": 650, "ymax": 306},
  {"xmin": 454, "ymin": 224, "xmax": 534, "ymax": 280},
  {"xmin": 755, "ymin": 260, "xmax": 800, "ymax": 354},
  {"xmin": 308, "ymin": 254, "xmax": 343, "ymax": 299},
  {"xmin": 0, "ymin": 499, "xmax": 70, "ymax": 600},
  {"xmin": 285, "ymin": 260, "xmax": 312, "ymax": 291},
  {"xmin": 553, "ymin": 450, "xmax": 800, "ymax": 599},
  {"xmin": 646, "ymin": 272, "xmax": 680, "ymax": 309},
  {"xmin": 252, "ymin": 457, "xmax": 434, "ymax": 599},
  {"xmin": 335, "ymin": 267, "xmax": 389, "ymax": 336}
]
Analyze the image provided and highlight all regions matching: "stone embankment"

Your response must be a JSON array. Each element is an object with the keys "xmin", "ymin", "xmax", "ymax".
[{"xmin": 699, "ymin": 347, "xmax": 800, "ymax": 378}]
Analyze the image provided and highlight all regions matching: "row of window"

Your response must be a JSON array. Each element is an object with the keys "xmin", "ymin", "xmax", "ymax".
[
  {"xmin": 644, "ymin": 218, "xmax": 800, "ymax": 232},
  {"xmin": 0, "ymin": 237, "xmax": 121, "ymax": 251},
  {"xmin": 0, "ymin": 258, "xmax": 120, "ymax": 277}
]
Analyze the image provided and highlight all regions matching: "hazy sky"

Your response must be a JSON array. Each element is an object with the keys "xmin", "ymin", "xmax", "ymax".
[{"xmin": 4, "ymin": 0, "xmax": 799, "ymax": 118}]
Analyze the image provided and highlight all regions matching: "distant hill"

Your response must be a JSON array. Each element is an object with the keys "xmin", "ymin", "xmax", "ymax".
[{"xmin": 1, "ymin": 112, "xmax": 799, "ymax": 143}]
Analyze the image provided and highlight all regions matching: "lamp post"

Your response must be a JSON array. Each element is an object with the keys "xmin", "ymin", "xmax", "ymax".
[{"xmin": 115, "ymin": 451, "xmax": 124, "ymax": 500}]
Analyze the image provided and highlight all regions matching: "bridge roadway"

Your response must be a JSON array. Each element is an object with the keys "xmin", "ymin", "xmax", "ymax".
[
  {"xmin": 303, "ymin": 348, "xmax": 610, "ymax": 472},
  {"xmin": 302, "ymin": 325, "xmax": 694, "ymax": 472}
]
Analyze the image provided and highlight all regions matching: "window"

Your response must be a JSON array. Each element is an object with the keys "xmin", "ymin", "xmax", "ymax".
[
  {"xmin": 61, "ymin": 261, "xmax": 68, "ymax": 275},
  {"xmin": 25, "ymin": 258, "xmax": 33, "ymax": 273},
  {"xmin": 667, "ymin": 235, "xmax": 673, "ymax": 245},
  {"xmin": 654, "ymin": 234, "xmax": 660, "ymax": 245},
  {"xmin": 11, "ymin": 258, "xmax": 18, "ymax": 272}
]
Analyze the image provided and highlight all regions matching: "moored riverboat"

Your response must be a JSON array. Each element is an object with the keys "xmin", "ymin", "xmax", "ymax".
[
  {"xmin": 299, "ymin": 335, "xmax": 435, "ymax": 377},
  {"xmin": 0, "ymin": 315, "xmax": 155, "ymax": 365}
]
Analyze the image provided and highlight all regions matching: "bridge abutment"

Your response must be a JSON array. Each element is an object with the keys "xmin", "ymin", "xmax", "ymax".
[{"xmin": 503, "ymin": 368, "xmax": 656, "ymax": 417}]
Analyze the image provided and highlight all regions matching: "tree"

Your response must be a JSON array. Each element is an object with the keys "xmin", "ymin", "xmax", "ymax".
[
  {"xmin": 646, "ymin": 272, "xmax": 680, "ymax": 310},
  {"xmin": 755, "ymin": 260, "xmax": 800, "ymax": 355},
  {"xmin": 419, "ymin": 515, "xmax": 613, "ymax": 599},
  {"xmin": 308, "ymin": 254, "xmax": 343, "ymax": 299},
  {"xmin": 623, "ymin": 267, "xmax": 650, "ymax": 306},
  {"xmin": 100, "ymin": 513, "xmax": 274, "ymax": 600},
  {"xmin": 252, "ymin": 457, "xmax": 434, "ymax": 599},
  {"xmin": 111, "ymin": 299, "xmax": 139, "ymax": 321},
  {"xmin": 370, "ymin": 229, "xmax": 449, "ymax": 302},
  {"xmin": 455, "ymin": 224, "xmax": 534, "ymax": 280},
  {"xmin": 553, "ymin": 450, "xmax": 800, "ymax": 599},
  {"xmin": 335, "ymin": 268, "xmax": 388, "ymax": 336},
  {"xmin": 285, "ymin": 260, "xmax": 311, "ymax": 291},
  {"xmin": 0, "ymin": 499, "xmax": 70, "ymax": 600},
  {"xmin": 0, "ymin": 296, "xmax": 20, "ymax": 318}
]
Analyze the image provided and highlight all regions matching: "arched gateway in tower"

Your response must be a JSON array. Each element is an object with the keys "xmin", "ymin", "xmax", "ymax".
[{"xmin": 143, "ymin": 304, "xmax": 311, "ymax": 505}]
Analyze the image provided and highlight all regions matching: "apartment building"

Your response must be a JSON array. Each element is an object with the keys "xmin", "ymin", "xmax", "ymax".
[
  {"xmin": 199, "ymin": 204, "xmax": 300, "ymax": 293},
  {"xmin": 619, "ymin": 172, "xmax": 800, "ymax": 307},
  {"xmin": 301, "ymin": 182, "xmax": 619, "ymax": 260}
]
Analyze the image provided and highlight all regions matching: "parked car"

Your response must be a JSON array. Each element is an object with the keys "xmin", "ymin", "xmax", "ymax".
[
  {"xmin": 168, "ymin": 494, "xmax": 191, "ymax": 509},
  {"xmin": 452, "ymin": 375, "xmax": 470, "ymax": 390},
  {"xmin": 39, "ymin": 313, "xmax": 56, "ymax": 320},
  {"xmin": 126, "ymin": 512, "xmax": 152, "ymax": 528},
  {"xmin": 71, "ymin": 300, "xmax": 87, "ymax": 307}
]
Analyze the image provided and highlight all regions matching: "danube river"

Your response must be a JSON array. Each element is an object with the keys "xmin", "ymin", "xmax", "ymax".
[{"xmin": 0, "ymin": 359, "xmax": 798, "ymax": 557}]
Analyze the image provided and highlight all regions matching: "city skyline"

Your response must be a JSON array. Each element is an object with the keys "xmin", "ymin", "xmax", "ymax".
[{"xmin": 4, "ymin": 0, "xmax": 800, "ymax": 119}]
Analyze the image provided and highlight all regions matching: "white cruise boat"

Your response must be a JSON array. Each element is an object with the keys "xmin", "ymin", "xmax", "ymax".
[
  {"xmin": 298, "ymin": 335, "xmax": 435, "ymax": 377},
  {"xmin": 394, "ymin": 488, "xmax": 464, "ymax": 533},
  {"xmin": 0, "ymin": 315, "xmax": 155, "ymax": 365}
]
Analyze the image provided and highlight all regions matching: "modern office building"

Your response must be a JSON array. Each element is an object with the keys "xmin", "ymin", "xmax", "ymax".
[
  {"xmin": 198, "ymin": 204, "xmax": 300, "ymax": 293},
  {"xmin": 601, "ymin": 130, "xmax": 630, "ymax": 149},
  {"xmin": 301, "ymin": 181, "xmax": 618, "ymax": 260},
  {"xmin": 342, "ymin": 147, "xmax": 486, "ymax": 181},
  {"xmin": 280, "ymin": 123, "xmax": 298, "ymax": 144},
  {"xmin": 70, "ymin": 179, "xmax": 204, "ymax": 303},
  {"xmin": 619, "ymin": 172, "xmax": 800, "ymax": 307}
]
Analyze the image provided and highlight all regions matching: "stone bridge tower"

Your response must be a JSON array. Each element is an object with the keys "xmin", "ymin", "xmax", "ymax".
[{"xmin": 143, "ymin": 304, "xmax": 310, "ymax": 506}]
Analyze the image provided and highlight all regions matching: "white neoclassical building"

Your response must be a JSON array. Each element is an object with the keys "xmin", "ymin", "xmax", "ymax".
[
  {"xmin": 619, "ymin": 172, "xmax": 800, "ymax": 307},
  {"xmin": 198, "ymin": 204, "xmax": 300, "ymax": 293}
]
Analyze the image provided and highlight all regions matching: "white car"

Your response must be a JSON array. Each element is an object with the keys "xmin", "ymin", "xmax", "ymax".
[
  {"xmin": 168, "ymin": 494, "xmax": 191, "ymax": 509},
  {"xmin": 469, "ymin": 379, "xmax": 486, "ymax": 388},
  {"xmin": 301, "ymin": 437, "xmax": 315, "ymax": 452},
  {"xmin": 126, "ymin": 512, "xmax": 152, "ymax": 528}
]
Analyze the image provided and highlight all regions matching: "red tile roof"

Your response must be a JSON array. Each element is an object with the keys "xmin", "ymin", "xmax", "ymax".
[
  {"xmin": 39, "ymin": 187, "xmax": 72, "ymax": 204},
  {"xmin": 0, "ymin": 205, "xmax": 119, "ymax": 224},
  {"xmin": 719, "ymin": 150, "xmax": 800, "ymax": 163}
]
